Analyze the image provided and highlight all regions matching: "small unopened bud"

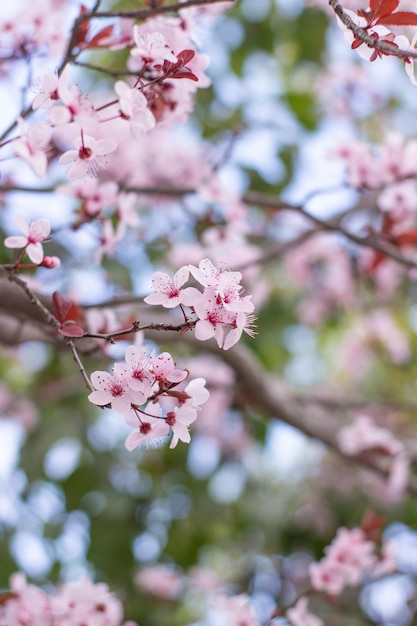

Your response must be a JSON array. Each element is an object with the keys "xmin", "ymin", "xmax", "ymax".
[{"xmin": 41, "ymin": 255, "xmax": 61, "ymax": 269}]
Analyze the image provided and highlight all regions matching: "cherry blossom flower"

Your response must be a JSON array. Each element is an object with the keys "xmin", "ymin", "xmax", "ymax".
[
  {"xmin": 59, "ymin": 132, "xmax": 117, "ymax": 179},
  {"xmin": 57, "ymin": 178, "xmax": 119, "ymax": 220},
  {"xmin": 131, "ymin": 28, "xmax": 178, "ymax": 64},
  {"xmin": 88, "ymin": 367, "xmax": 142, "ymax": 414},
  {"xmin": 51, "ymin": 578, "xmax": 123, "ymax": 626},
  {"xmin": 211, "ymin": 593, "xmax": 260, "ymax": 626},
  {"xmin": 4, "ymin": 215, "xmax": 51, "ymax": 264},
  {"xmin": 32, "ymin": 65, "xmax": 71, "ymax": 110},
  {"xmin": 48, "ymin": 66, "xmax": 95, "ymax": 127},
  {"xmin": 123, "ymin": 344, "xmax": 154, "ymax": 397},
  {"xmin": 182, "ymin": 377, "xmax": 210, "ymax": 408},
  {"xmin": 124, "ymin": 403, "xmax": 169, "ymax": 451},
  {"xmin": 150, "ymin": 351, "xmax": 188, "ymax": 383},
  {"xmin": 216, "ymin": 271, "xmax": 255, "ymax": 313},
  {"xmin": 190, "ymin": 257, "xmax": 224, "ymax": 287},
  {"xmin": 309, "ymin": 527, "xmax": 378, "ymax": 595},
  {"xmin": 95, "ymin": 219, "xmax": 124, "ymax": 263},
  {"xmin": 193, "ymin": 287, "xmax": 255, "ymax": 350},
  {"xmin": 13, "ymin": 118, "xmax": 52, "ymax": 177},
  {"xmin": 166, "ymin": 404, "xmax": 198, "ymax": 448},
  {"xmin": 115, "ymin": 81, "xmax": 155, "ymax": 138},
  {"xmin": 135, "ymin": 564, "xmax": 184, "ymax": 599},
  {"xmin": 287, "ymin": 597, "xmax": 324, "ymax": 626},
  {"xmin": 337, "ymin": 414, "xmax": 404, "ymax": 457},
  {"xmin": 144, "ymin": 266, "xmax": 200, "ymax": 308}
]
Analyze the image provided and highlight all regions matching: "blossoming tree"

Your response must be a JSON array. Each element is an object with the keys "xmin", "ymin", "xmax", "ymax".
[{"xmin": 2, "ymin": 0, "xmax": 417, "ymax": 624}]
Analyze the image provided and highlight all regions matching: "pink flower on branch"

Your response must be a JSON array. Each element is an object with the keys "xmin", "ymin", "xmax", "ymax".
[
  {"xmin": 144, "ymin": 266, "xmax": 200, "ymax": 308},
  {"xmin": 88, "ymin": 367, "xmax": 143, "ymax": 414},
  {"xmin": 4, "ymin": 215, "xmax": 51, "ymax": 264},
  {"xmin": 287, "ymin": 597, "xmax": 324, "ymax": 626},
  {"xmin": 59, "ymin": 131, "xmax": 117, "ymax": 179},
  {"xmin": 115, "ymin": 80, "xmax": 156, "ymax": 138},
  {"xmin": 13, "ymin": 118, "xmax": 52, "ymax": 177},
  {"xmin": 124, "ymin": 403, "xmax": 170, "ymax": 451},
  {"xmin": 131, "ymin": 28, "xmax": 178, "ymax": 64}
]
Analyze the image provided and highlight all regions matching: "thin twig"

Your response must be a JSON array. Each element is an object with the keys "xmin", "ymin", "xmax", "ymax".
[{"xmin": 328, "ymin": 0, "xmax": 417, "ymax": 60}]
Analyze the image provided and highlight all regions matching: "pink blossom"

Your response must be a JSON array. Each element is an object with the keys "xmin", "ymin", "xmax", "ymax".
[
  {"xmin": 0, "ymin": 572, "xmax": 51, "ymax": 626},
  {"xmin": 287, "ymin": 597, "xmax": 324, "ymax": 626},
  {"xmin": 183, "ymin": 377, "xmax": 210, "ymax": 408},
  {"xmin": 123, "ymin": 344, "xmax": 154, "ymax": 397},
  {"xmin": 59, "ymin": 132, "xmax": 117, "ymax": 179},
  {"xmin": 194, "ymin": 287, "xmax": 255, "ymax": 350},
  {"xmin": 13, "ymin": 118, "xmax": 52, "ymax": 177},
  {"xmin": 166, "ymin": 404, "xmax": 198, "ymax": 448},
  {"xmin": 115, "ymin": 81, "xmax": 155, "ymax": 138},
  {"xmin": 216, "ymin": 271, "xmax": 255, "ymax": 313},
  {"xmin": 57, "ymin": 178, "xmax": 119, "ymax": 219},
  {"xmin": 48, "ymin": 66, "xmax": 95, "ymax": 127},
  {"xmin": 51, "ymin": 578, "xmax": 123, "ymax": 625},
  {"xmin": 116, "ymin": 192, "xmax": 140, "ymax": 237},
  {"xmin": 309, "ymin": 527, "xmax": 378, "ymax": 595},
  {"xmin": 150, "ymin": 351, "xmax": 188, "ymax": 383},
  {"xmin": 88, "ymin": 367, "xmax": 142, "ymax": 414},
  {"xmin": 144, "ymin": 266, "xmax": 200, "ymax": 308},
  {"xmin": 5, "ymin": 215, "xmax": 51, "ymax": 264},
  {"xmin": 337, "ymin": 415, "xmax": 404, "ymax": 457},
  {"xmin": 135, "ymin": 564, "xmax": 184, "ymax": 599},
  {"xmin": 95, "ymin": 219, "xmax": 124, "ymax": 263},
  {"xmin": 309, "ymin": 559, "xmax": 346, "ymax": 596},
  {"xmin": 211, "ymin": 593, "xmax": 260, "ymax": 626},
  {"xmin": 189, "ymin": 257, "xmax": 224, "ymax": 287},
  {"xmin": 131, "ymin": 28, "xmax": 178, "ymax": 63},
  {"xmin": 124, "ymin": 403, "xmax": 169, "ymax": 450},
  {"xmin": 32, "ymin": 66, "xmax": 70, "ymax": 110}
]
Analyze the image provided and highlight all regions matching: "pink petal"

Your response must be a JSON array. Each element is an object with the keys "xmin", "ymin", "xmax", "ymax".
[
  {"xmin": 4, "ymin": 235, "xmax": 27, "ymax": 249},
  {"xmin": 26, "ymin": 242, "xmax": 44, "ymax": 264}
]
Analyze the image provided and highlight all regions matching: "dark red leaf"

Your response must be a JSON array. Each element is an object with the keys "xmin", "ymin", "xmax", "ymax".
[
  {"xmin": 85, "ymin": 25, "xmax": 114, "ymax": 49},
  {"xmin": 58, "ymin": 323, "xmax": 85, "ymax": 338},
  {"xmin": 395, "ymin": 230, "xmax": 417, "ymax": 246},
  {"xmin": 171, "ymin": 70, "xmax": 199, "ymax": 81},
  {"xmin": 52, "ymin": 291, "xmax": 72, "ymax": 324},
  {"xmin": 73, "ymin": 5, "xmax": 90, "ymax": 49},
  {"xmin": 177, "ymin": 49, "xmax": 195, "ymax": 65},
  {"xmin": 371, "ymin": 0, "xmax": 399, "ymax": 20},
  {"xmin": 377, "ymin": 11, "xmax": 417, "ymax": 25}
]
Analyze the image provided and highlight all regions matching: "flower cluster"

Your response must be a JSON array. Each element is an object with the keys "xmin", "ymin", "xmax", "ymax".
[
  {"xmin": 0, "ymin": 572, "xmax": 136, "ymax": 626},
  {"xmin": 144, "ymin": 258, "xmax": 256, "ymax": 350},
  {"xmin": 309, "ymin": 526, "xmax": 396, "ymax": 596},
  {"xmin": 338, "ymin": 414, "xmax": 410, "ymax": 500},
  {"xmin": 88, "ymin": 343, "xmax": 209, "ymax": 450}
]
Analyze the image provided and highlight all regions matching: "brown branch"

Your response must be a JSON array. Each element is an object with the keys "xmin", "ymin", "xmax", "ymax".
[
  {"xmin": 328, "ymin": 0, "xmax": 417, "ymax": 60},
  {"xmin": 58, "ymin": 0, "xmax": 234, "ymax": 72}
]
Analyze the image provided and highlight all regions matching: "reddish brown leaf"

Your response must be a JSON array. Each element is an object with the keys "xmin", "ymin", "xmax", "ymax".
[
  {"xmin": 177, "ymin": 49, "xmax": 195, "ymax": 65},
  {"xmin": 371, "ymin": 0, "xmax": 399, "ymax": 20},
  {"xmin": 52, "ymin": 291, "xmax": 72, "ymax": 324},
  {"xmin": 58, "ymin": 323, "xmax": 85, "ymax": 338},
  {"xmin": 171, "ymin": 70, "xmax": 199, "ymax": 81},
  {"xmin": 395, "ymin": 230, "xmax": 417, "ymax": 246},
  {"xmin": 85, "ymin": 25, "xmax": 114, "ymax": 49},
  {"xmin": 73, "ymin": 5, "xmax": 90, "ymax": 49},
  {"xmin": 377, "ymin": 11, "xmax": 417, "ymax": 25}
]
